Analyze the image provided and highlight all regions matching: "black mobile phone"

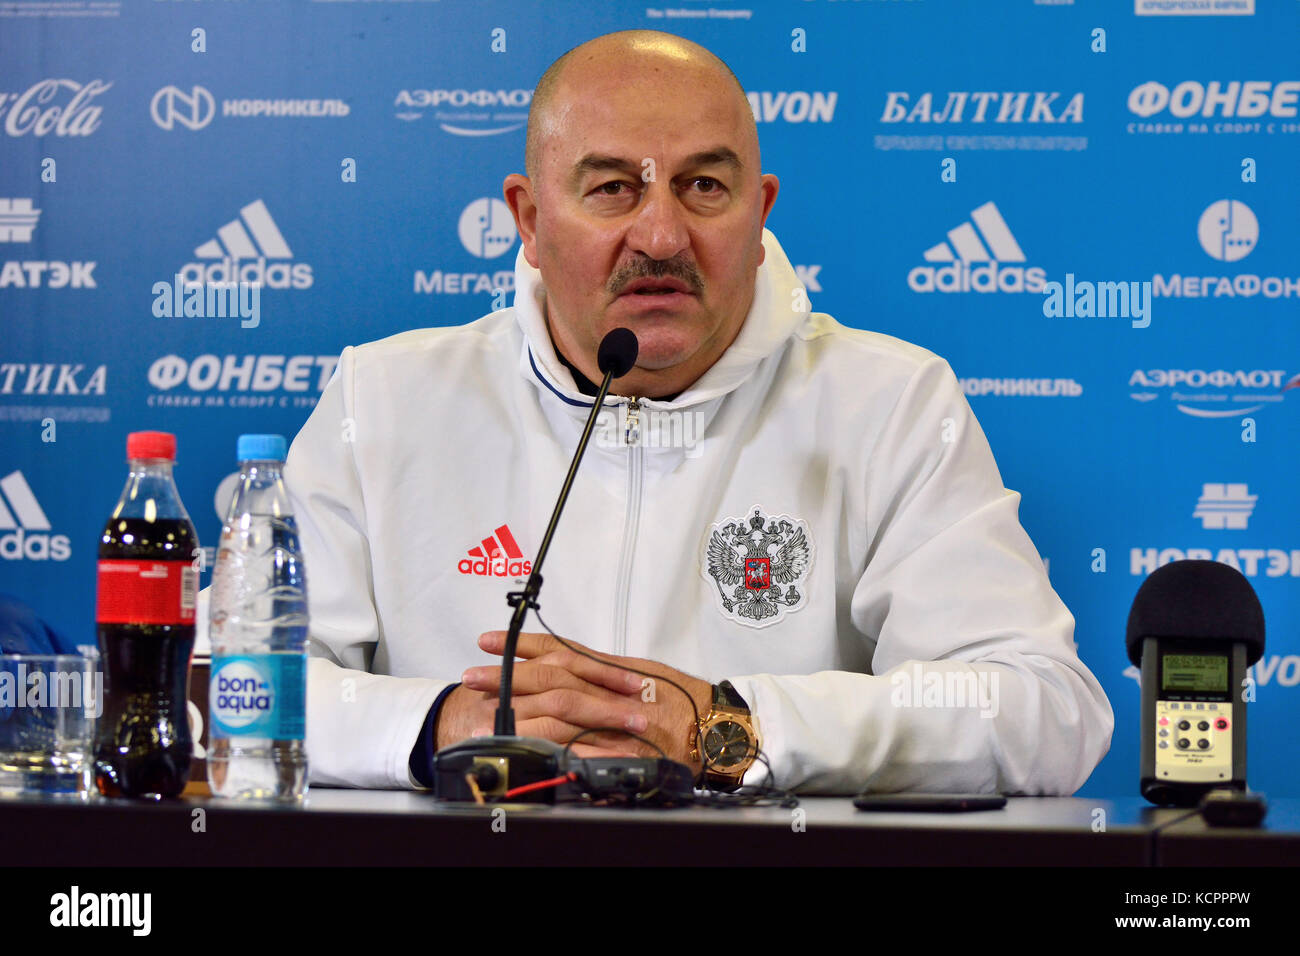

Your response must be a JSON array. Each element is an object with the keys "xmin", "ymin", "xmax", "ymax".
[{"xmin": 853, "ymin": 793, "xmax": 1008, "ymax": 813}]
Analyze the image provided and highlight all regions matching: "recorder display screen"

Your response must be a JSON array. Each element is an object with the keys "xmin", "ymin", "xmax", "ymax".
[{"xmin": 1162, "ymin": 653, "xmax": 1228, "ymax": 693}]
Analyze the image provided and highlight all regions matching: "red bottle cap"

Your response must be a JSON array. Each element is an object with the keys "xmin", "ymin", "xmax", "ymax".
[{"xmin": 126, "ymin": 430, "xmax": 177, "ymax": 461}]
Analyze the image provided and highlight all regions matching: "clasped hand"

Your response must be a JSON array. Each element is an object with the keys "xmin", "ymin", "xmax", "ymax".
[{"xmin": 434, "ymin": 631, "xmax": 712, "ymax": 772}]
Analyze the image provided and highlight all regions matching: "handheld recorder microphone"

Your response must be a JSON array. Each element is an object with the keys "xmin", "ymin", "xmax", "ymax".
[{"xmin": 1126, "ymin": 559, "xmax": 1265, "ymax": 807}]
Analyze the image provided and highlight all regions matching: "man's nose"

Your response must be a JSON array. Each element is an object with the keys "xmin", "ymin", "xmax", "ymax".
[{"xmin": 624, "ymin": 182, "xmax": 691, "ymax": 263}]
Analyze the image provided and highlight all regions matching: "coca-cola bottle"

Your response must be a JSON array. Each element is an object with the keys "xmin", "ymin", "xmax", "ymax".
[{"xmin": 94, "ymin": 431, "xmax": 199, "ymax": 799}]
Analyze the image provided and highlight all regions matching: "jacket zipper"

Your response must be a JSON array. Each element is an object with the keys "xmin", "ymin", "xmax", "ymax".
[{"xmin": 612, "ymin": 398, "xmax": 643, "ymax": 657}]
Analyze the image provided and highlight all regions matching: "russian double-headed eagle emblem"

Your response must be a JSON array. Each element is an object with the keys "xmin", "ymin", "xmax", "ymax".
[{"xmin": 702, "ymin": 507, "xmax": 813, "ymax": 627}]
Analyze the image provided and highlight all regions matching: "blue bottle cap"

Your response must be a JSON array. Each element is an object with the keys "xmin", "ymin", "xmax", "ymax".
[{"xmin": 236, "ymin": 433, "xmax": 287, "ymax": 462}]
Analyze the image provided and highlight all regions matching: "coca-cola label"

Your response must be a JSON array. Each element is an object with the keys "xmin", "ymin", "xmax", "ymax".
[
  {"xmin": 96, "ymin": 560, "xmax": 196, "ymax": 624},
  {"xmin": 0, "ymin": 79, "xmax": 111, "ymax": 137}
]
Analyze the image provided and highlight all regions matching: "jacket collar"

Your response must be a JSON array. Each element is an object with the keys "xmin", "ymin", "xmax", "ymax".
[{"xmin": 513, "ymin": 228, "xmax": 808, "ymax": 411}]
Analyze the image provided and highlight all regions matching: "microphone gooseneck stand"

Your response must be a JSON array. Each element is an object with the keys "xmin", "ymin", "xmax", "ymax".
[{"xmin": 432, "ymin": 328, "xmax": 639, "ymax": 802}]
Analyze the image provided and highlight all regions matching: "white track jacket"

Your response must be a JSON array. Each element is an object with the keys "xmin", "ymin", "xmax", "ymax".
[{"xmin": 281, "ymin": 228, "xmax": 1113, "ymax": 794}]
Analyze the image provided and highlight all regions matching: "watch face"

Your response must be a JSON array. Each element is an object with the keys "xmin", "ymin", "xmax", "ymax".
[{"xmin": 703, "ymin": 719, "xmax": 751, "ymax": 769}]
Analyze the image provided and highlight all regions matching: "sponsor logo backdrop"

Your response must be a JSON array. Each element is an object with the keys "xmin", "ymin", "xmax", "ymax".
[{"xmin": 1, "ymin": 0, "xmax": 1296, "ymax": 798}]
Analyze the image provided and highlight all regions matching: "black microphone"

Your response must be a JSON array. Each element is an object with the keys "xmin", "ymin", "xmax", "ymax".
[
  {"xmin": 597, "ymin": 327, "xmax": 638, "ymax": 379},
  {"xmin": 1127, "ymin": 560, "xmax": 1265, "ymax": 806},
  {"xmin": 432, "ymin": 328, "xmax": 639, "ymax": 802}
]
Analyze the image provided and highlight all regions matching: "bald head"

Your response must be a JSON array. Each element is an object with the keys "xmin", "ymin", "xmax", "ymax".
[{"xmin": 524, "ymin": 31, "xmax": 755, "ymax": 184}]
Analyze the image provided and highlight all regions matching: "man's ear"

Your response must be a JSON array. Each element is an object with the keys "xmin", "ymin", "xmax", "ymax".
[
  {"xmin": 503, "ymin": 173, "xmax": 540, "ymax": 269},
  {"xmin": 756, "ymin": 173, "xmax": 780, "ymax": 267}
]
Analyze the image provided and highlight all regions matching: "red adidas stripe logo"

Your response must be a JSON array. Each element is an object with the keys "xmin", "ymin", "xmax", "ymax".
[{"xmin": 457, "ymin": 523, "xmax": 533, "ymax": 577}]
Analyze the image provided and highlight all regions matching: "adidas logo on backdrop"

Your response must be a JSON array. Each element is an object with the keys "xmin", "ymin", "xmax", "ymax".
[
  {"xmin": 0, "ymin": 470, "xmax": 71, "ymax": 561},
  {"xmin": 178, "ymin": 199, "xmax": 312, "ymax": 290},
  {"xmin": 908, "ymin": 201, "xmax": 1047, "ymax": 294}
]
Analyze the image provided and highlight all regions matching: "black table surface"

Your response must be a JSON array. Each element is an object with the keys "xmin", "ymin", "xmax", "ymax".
[{"xmin": 0, "ymin": 790, "xmax": 1213, "ymax": 866}]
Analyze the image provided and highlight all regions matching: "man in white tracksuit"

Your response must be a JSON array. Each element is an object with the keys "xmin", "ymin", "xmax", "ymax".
[{"xmin": 287, "ymin": 32, "xmax": 1113, "ymax": 794}]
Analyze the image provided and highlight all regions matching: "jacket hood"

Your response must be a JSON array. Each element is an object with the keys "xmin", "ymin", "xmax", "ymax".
[{"xmin": 513, "ymin": 228, "xmax": 809, "ymax": 410}]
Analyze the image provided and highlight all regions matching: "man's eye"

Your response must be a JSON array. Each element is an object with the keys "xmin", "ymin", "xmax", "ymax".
[
  {"xmin": 688, "ymin": 177, "xmax": 724, "ymax": 193},
  {"xmin": 595, "ymin": 181, "xmax": 633, "ymax": 196}
]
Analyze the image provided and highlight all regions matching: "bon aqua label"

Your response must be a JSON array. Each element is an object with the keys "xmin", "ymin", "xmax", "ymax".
[{"xmin": 209, "ymin": 654, "xmax": 304, "ymax": 740}]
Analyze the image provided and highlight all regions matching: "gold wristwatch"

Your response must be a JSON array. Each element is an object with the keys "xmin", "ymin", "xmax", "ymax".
[{"xmin": 689, "ymin": 681, "xmax": 760, "ymax": 792}]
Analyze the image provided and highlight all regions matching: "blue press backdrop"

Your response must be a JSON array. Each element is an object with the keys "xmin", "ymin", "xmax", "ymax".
[{"xmin": 1, "ymin": 0, "xmax": 1296, "ymax": 798}]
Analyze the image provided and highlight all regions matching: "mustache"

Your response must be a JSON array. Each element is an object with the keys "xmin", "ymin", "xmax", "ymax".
[{"xmin": 609, "ymin": 257, "xmax": 704, "ymax": 295}]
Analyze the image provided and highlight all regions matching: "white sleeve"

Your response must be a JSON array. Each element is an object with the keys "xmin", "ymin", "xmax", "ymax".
[
  {"xmin": 285, "ymin": 345, "xmax": 448, "ymax": 789},
  {"xmin": 727, "ymin": 357, "xmax": 1114, "ymax": 796}
]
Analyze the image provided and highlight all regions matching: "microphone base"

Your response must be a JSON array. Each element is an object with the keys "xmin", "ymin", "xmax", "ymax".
[
  {"xmin": 1141, "ymin": 777, "xmax": 1245, "ymax": 808},
  {"xmin": 432, "ymin": 736, "xmax": 567, "ymax": 803}
]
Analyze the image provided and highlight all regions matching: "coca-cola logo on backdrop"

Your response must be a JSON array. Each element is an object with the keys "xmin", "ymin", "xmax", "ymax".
[{"xmin": 0, "ymin": 79, "xmax": 111, "ymax": 137}]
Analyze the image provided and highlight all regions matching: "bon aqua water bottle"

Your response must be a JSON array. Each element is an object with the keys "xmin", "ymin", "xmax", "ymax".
[{"xmin": 207, "ymin": 434, "xmax": 309, "ymax": 802}]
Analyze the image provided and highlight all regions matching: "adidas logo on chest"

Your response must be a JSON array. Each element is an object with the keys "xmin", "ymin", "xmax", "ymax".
[{"xmin": 457, "ymin": 523, "xmax": 532, "ymax": 577}]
